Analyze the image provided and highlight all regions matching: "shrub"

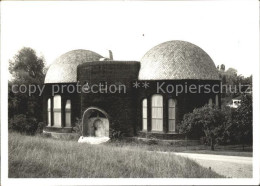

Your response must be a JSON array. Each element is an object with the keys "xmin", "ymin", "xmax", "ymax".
[
  {"xmin": 231, "ymin": 94, "xmax": 253, "ymax": 147},
  {"xmin": 214, "ymin": 106, "xmax": 239, "ymax": 145},
  {"xmin": 35, "ymin": 122, "xmax": 46, "ymax": 134},
  {"xmin": 179, "ymin": 105, "xmax": 226, "ymax": 150},
  {"xmin": 109, "ymin": 128, "xmax": 124, "ymax": 140},
  {"xmin": 72, "ymin": 118, "xmax": 83, "ymax": 136},
  {"xmin": 180, "ymin": 96, "xmax": 253, "ymax": 149},
  {"xmin": 9, "ymin": 114, "xmax": 38, "ymax": 135},
  {"xmin": 217, "ymin": 94, "xmax": 252, "ymax": 147}
]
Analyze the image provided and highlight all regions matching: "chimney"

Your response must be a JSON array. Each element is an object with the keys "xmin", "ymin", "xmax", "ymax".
[{"xmin": 108, "ymin": 50, "xmax": 113, "ymax": 60}]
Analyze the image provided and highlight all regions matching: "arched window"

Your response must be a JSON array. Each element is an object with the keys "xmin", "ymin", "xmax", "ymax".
[
  {"xmin": 47, "ymin": 98, "xmax": 51, "ymax": 126},
  {"xmin": 215, "ymin": 95, "xmax": 219, "ymax": 107},
  {"xmin": 168, "ymin": 99, "xmax": 176, "ymax": 132},
  {"xmin": 208, "ymin": 98, "xmax": 213, "ymax": 106},
  {"xmin": 53, "ymin": 95, "xmax": 62, "ymax": 127},
  {"xmin": 142, "ymin": 99, "xmax": 147, "ymax": 131},
  {"xmin": 65, "ymin": 100, "xmax": 71, "ymax": 127},
  {"xmin": 151, "ymin": 95, "xmax": 163, "ymax": 131}
]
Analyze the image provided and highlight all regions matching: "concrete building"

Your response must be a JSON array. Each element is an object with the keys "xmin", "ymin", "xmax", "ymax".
[{"xmin": 43, "ymin": 40, "xmax": 220, "ymax": 140}]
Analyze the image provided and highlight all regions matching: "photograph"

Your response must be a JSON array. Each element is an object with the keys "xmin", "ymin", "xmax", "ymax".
[{"xmin": 1, "ymin": 0, "xmax": 259, "ymax": 185}]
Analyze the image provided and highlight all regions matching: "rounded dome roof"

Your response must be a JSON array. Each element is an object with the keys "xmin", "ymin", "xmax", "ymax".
[
  {"xmin": 45, "ymin": 49, "xmax": 103, "ymax": 83},
  {"xmin": 139, "ymin": 40, "xmax": 219, "ymax": 80}
]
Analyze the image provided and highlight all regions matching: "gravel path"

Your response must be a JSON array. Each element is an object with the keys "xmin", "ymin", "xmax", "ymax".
[{"xmin": 173, "ymin": 152, "xmax": 252, "ymax": 178}]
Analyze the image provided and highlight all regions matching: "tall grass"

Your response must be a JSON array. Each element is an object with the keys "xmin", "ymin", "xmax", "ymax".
[{"xmin": 9, "ymin": 132, "xmax": 223, "ymax": 178}]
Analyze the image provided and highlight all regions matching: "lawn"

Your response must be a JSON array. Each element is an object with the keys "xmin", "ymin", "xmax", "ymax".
[
  {"xmin": 8, "ymin": 132, "xmax": 223, "ymax": 178},
  {"xmin": 106, "ymin": 138, "xmax": 252, "ymax": 157}
]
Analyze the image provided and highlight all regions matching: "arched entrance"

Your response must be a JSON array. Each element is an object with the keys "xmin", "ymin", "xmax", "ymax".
[{"xmin": 82, "ymin": 107, "xmax": 109, "ymax": 137}]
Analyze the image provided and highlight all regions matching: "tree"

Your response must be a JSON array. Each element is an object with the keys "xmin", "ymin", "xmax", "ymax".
[
  {"xmin": 225, "ymin": 68, "xmax": 237, "ymax": 77},
  {"xmin": 233, "ymin": 94, "xmax": 253, "ymax": 149},
  {"xmin": 179, "ymin": 94, "xmax": 253, "ymax": 150},
  {"xmin": 179, "ymin": 105, "xmax": 226, "ymax": 150},
  {"xmin": 9, "ymin": 47, "xmax": 45, "ymax": 84},
  {"xmin": 217, "ymin": 65, "xmax": 252, "ymax": 105},
  {"xmin": 8, "ymin": 47, "xmax": 46, "ymax": 134}
]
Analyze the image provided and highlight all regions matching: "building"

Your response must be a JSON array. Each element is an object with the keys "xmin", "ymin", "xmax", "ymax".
[
  {"xmin": 227, "ymin": 96, "xmax": 242, "ymax": 109},
  {"xmin": 43, "ymin": 40, "xmax": 221, "ymax": 140}
]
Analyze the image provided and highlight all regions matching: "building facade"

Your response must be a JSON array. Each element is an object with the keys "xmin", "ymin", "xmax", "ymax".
[{"xmin": 43, "ymin": 40, "xmax": 221, "ymax": 140}]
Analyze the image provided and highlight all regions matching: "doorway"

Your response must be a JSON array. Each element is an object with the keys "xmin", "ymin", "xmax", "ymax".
[{"xmin": 82, "ymin": 107, "xmax": 109, "ymax": 137}]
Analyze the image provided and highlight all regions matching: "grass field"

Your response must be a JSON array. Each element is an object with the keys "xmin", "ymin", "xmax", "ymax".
[
  {"xmin": 8, "ymin": 132, "xmax": 223, "ymax": 178},
  {"xmin": 106, "ymin": 139, "xmax": 252, "ymax": 157}
]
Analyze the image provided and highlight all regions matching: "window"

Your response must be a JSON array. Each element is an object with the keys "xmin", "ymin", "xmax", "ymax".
[
  {"xmin": 208, "ymin": 98, "xmax": 213, "ymax": 106},
  {"xmin": 53, "ymin": 95, "xmax": 62, "ymax": 127},
  {"xmin": 168, "ymin": 99, "xmax": 176, "ymax": 132},
  {"xmin": 65, "ymin": 100, "xmax": 71, "ymax": 127},
  {"xmin": 47, "ymin": 98, "xmax": 51, "ymax": 126},
  {"xmin": 215, "ymin": 95, "xmax": 219, "ymax": 106},
  {"xmin": 151, "ymin": 95, "xmax": 163, "ymax": 131},
  {"xmin": 142, "ymin": 99, "xmax": 147, "ymax": 131}
]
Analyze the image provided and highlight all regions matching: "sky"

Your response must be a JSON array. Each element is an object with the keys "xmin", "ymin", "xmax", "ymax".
[{"xmin": 1, "ymin": 1, "xmax": 259, "ymax": 77}]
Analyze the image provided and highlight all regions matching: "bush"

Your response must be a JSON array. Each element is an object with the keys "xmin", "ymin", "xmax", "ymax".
[
  {"xmin": 179, "ymin": 105, "xmax": 227, "ymax": 150},
  {"xmin": 216, "ymin": 94, "xmax": 252, "ymax": 147},
  {"xmin": 72, "ymin": 118, "xmax": 83, "ymax": 136},
  {"xmin": 214, "ymin": 106, "xmax": 234, "ymax": 145},
  {"xmin": 179, "ymin": 95, "xmax": 253, "ymax": 149},
  {"xmin": 231, "ymin": 94, "xmax": 252, "ymax": 147},
  {"xmin": 109, "ymin": 128, "xmax": 125, "ymax": 140},
  {"xmin": 9, "ymin": 114, "xmax": 38, "ymax": 135},
  {"xmin": 35, "ymin": 121, "xmax": 46, "ymax": 134}
]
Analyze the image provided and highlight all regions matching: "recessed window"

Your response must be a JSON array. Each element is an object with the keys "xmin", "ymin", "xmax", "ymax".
[
  {"xmin": 142, "ymin": 99, "xmax": 147, "ymax": 131},
  {"xmin": 168, "ymin": 99, "xmax": 176, "ymax": 132},
  {"xmin": 215, "ymin": 95, "xmax": 219, "ymax": 106},
  {"xmin": 47, "ymin": 98, "xmax": 51, "ymax": 126},
  {"xmin": 208, "ymin": 98, "xmax": 213, "ymax": 106},
  {"xmin": 151, "ymin": 95, "xmax": 163, "ymax": 132},
  {"xmin": 53, "ymin": 95, "xmax": 62, "ymax": 127},
  {"xmin": 65, "ymin": 100, "xmax": 71, "ymax": 127}
]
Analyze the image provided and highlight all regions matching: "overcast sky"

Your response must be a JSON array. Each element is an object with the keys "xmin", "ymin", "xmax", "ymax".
[{"xmin": 2, "ymin": 1, "xmax": 259, "ymax": 77}]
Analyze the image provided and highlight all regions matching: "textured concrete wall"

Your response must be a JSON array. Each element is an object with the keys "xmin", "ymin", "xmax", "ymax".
[{"xmin": 78, "ymin": 61, "xmax": 140, "ymax": 137}]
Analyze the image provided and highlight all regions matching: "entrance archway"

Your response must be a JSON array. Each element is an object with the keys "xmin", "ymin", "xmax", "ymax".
[{"xmin": 82, "ymin": 107, "xmax": 109, "ymax": 137}]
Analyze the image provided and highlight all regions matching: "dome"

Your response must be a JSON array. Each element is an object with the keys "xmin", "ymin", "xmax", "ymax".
[
  {"xmin": 139, "ymin": 40, "xmax": 219, "ymax": 80},
  {"xmin": 45, "ymin": 49, "xmax": 103, "ymax": 83}
]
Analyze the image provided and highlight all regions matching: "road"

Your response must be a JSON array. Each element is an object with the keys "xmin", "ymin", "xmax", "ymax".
[{"xmin": 173, "ymin": 152, "xmax": 252, "ymax": 178}]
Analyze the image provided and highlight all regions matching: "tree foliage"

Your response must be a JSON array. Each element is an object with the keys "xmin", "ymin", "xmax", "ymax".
[
  {"xmin": 179, "ymin": 95, "xmax": 253, "ymax": 150},
  {"xmin": 232, "ymin": 94, "xmax": 253, "ymax": 145},
  {"xmin": 9, "ymin": 114, "xmax": 38, "ymax": 135},
  {"xmin": 217, "ymin": 64, "xmax": 252, "ymax": 105},
  {"xmin": 179, "ymin": 105, "xmax": 227, "ymax": 150},
  {"xmin": 9, "ymin": 47, "xmax": 45, "ymax": 84},
  {"xmin": 8, "ymin": 47, "xmax": 46, "ymax": 134}
]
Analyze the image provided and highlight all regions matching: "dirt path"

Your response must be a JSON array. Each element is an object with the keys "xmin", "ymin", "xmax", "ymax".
[{"xmin": 173, "ymin": 152, "xmax": 252, "ymax": 178}]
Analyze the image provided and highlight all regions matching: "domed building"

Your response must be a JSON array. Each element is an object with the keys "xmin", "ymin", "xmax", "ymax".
[
  {"xmin": 43, "ymin": 40, "xmax": 220, "ymax": 140},
  {"xmin": 43, "ymin": 49, "xmax": 104, "ymax": 134},
  {"xmin": 136, "ymin": 40, "xmax": 220, "ymax": 139}
]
